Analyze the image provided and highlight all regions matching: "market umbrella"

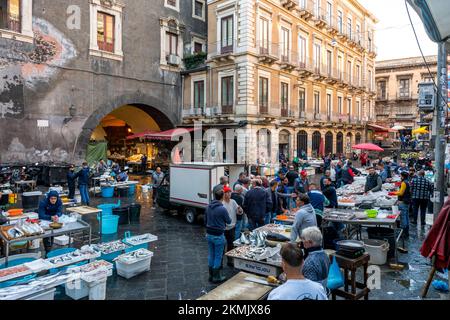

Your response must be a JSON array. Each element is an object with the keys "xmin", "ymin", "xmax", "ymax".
[
  {"xmin": 391, "ymin": 125, "xmax": 406, "ymax": 131},
  {"xmin": 412, "ymin": 127, "xmax": 429, "ymax": 135},
  {"xmin": 352, "ymin": 143, "xmax": 384, "ymax": 152}
]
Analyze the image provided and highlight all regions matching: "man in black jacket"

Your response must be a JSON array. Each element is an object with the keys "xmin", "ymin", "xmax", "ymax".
[
  {"xmin": 322, "ymin": 178, "xmax": 338, "ymax": 208},
  {"xmin": 243, "ymin": 179, "xmax": 272, "ymax": 230},
  {"xmin": 67, "ymin": 165, "xmax": 77, "ymax": 200},
  {"xmin": 204, "ymin": 189, "xmax": 231, "ymax": 283}
]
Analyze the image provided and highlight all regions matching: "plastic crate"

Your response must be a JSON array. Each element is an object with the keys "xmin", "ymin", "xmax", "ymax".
[
  {"xmin": 65, "ymin": 279, "xmax": 89, "ymax": 300},
  {"xmin": 116, "ymin": 252, "xmax": 153, "ymax": 279},
  {"xmin": 24, "ymin": 288, "xmax": 56, "ymax": 300}
]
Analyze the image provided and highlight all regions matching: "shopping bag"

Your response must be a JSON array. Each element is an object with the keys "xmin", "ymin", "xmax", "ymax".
[{"xmin": 327, "ymin": 256, "xmax": 344, "ymax": 290}]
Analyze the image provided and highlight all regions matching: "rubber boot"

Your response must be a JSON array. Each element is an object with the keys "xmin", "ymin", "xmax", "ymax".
[
  {"xmin": 212, "ymin": 268, "xmax": 226, "ymax": 284},
  {"xmin": 208, "ymin": 267, "xmax": 213, "ymax": 282}
]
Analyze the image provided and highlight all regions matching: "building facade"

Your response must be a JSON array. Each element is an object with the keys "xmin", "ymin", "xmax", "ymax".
[
  {"xmin": 0, "ymin": 0, "xmax": 207, "ymax": 164},
  {"xmin": 182, "ymin": 0, "xmax": 377, "ymax": 164},
  {"xmin": 375, "ymin": 56, "xmax": 437, "ymax": 132}
]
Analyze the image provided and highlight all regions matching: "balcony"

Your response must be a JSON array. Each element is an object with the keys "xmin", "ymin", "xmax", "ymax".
[
  {"xmin": 298, "ymin": 0, "xmax": 314, "ymax": 21},
  {"xmin": 208, "ymin": 40, "xmax": 237, "ymax": 63},
  {"xmin": 297, "ymin": 59, "xmax": 314, "ymax": 78},
  {"xmin": 256, "ymin": 41, "xmax": 279, "ymax": 65},
  {"xmin": 183, "ymin": 52, "xmax": 207, "ymax": 70},
  {"xmin": 376, "ymin": 93, "xmax": 388, "ymax": 101},
  {"xmin": 325, "ymin": 16, "xmax": 339, "ymax": 36},
  {"xmin": 395, "ymin": 114, "xmax": 416, "ymax": 120},
  {"xmin": 312, "ymin": 7, "xmax": 329, "ymax": 29},
  {"xmin": 280, "ymin": 0, "xmax": 298, "ymax": 11},
  {"xmin": 396, "ymin": 92, "xmax": 414, "ymax": 101},
  {"xmin": 368, "ymin": 44, "xmax": 377, "ymax": 58},
  {"xmin": 279, "ymin": 49, "xmax": 298, "ymax": 71},
  {"xmin": 182, "ymin": 107, "xmax": 205, "ymax": 118},
  {"xmin": 337, "ymin": 71, "xmax": 349, "ymax": 88}
]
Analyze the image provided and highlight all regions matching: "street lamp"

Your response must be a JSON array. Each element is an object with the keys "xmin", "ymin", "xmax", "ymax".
[{"xmin": 407, "ymin": 0, "xmax": 450, "ymax": 218}]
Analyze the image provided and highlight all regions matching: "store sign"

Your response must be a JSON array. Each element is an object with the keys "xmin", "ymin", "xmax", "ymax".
[
  {"xmin": 37, "ymin": 120, "xmax": 49, "ymax": 128},
  {"xmin": 233, "ymin": 258, "xmax": 280, "ymax": 277}
]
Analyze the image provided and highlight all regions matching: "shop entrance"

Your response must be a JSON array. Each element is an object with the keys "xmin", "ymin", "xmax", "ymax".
[
  {"xmin": 279, "ymin": 130, "xmax": 291, "ymax": 162},
  {"xmin": 85, "ymin": 104, "xmax": 175, "ymax": 170}
]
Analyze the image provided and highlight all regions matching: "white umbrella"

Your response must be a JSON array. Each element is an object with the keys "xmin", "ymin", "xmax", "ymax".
[{"xmin": 391, "ymin": 125, "xmax": 406, "ymax": 131}]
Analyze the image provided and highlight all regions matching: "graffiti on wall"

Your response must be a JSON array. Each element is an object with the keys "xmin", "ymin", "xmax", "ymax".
[
  {"xmin": 0, "ymin": 17, "xmax": 77, "ymax": 119},
  {"xmin": 3, "ymin": 137, "xmax": 70, "ymax": 163}
]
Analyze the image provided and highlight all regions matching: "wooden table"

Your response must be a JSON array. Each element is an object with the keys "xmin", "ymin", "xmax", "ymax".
[
  {"xmin": 66, "ymin": 206, "xmax": 102, "ymax": 239},
  {"xmin": 198, "ymin": 272, "xmax": 273, "ymax": 300}
]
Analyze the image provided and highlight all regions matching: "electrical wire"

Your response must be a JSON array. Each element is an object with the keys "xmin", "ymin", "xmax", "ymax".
[{"xmin": 404, "ymin": 0, "xmax": 447, "ymax": 106}]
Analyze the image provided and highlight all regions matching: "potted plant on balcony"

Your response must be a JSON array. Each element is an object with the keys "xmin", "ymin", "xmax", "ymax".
[{"xmin": 183, "ymin": 52, "xmax": 207, "ymax": 70}]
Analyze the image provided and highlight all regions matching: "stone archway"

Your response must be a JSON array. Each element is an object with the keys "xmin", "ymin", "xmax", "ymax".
[{"xmin": 74, "ymin": 93, "xmax": 176, "ymax": 161}]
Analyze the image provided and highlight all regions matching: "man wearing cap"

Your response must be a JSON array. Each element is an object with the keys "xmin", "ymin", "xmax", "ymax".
[
  {"xmin": 213, "ymin": 176, "xmax": 229, "ymax": 196},
  {"xmin": 294, "ymin": 171, "xmax": 310, "ymax": 194}
]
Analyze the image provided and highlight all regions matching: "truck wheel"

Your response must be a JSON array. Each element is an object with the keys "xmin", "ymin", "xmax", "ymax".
[{"xmin": 184, "ymin": 207, "xmax": 197, "ymax": 224}]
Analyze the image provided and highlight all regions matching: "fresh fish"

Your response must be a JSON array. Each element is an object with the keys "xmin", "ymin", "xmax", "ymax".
[{"xmin": 240, "ymin": 233, "xmax": 247, "ymax": 244}]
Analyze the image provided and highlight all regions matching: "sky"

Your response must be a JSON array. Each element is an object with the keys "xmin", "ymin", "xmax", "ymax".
[{"xmin": 358, "ymin": 0, "xmax": 438, "ymax": 61}]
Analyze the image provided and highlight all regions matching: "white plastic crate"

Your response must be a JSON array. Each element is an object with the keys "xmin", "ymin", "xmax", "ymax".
[
  {"xmin": 116, "ymin": 251, "xmax": 153, "ymax": 279},
  {"xmin": 54, "ymin": 235, "xmax": 74, "ymax": 246},
  {"xmin": 88, "ymin": 278, "xmax": 107, "ymax": 300},
  {"xmin": 65, "ymin": 279, "xmax": 89, "ymax": 300},
  {"xmin": 25, "ymin": 288, "xmax": 56, "ymax": 300}
]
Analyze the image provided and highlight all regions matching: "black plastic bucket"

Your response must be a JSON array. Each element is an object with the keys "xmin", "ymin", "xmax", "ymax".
[
  {"xmin": 367, "ymin": 227, "xmax": 396, "ymax": 258},
  {"xmin": 113, "ymin": 206, "xmax": 130, "ymax": 225},
  {"xmin": 117, "ymin": 187, "xmax": 130, "ymax": 198},
  {"xmin": 22, "ymin": 192, "xmax": 43, "ymax": 210},
  {"xmin": 129, "ymin": 204, "xmax": 141, "ymax": 223}
]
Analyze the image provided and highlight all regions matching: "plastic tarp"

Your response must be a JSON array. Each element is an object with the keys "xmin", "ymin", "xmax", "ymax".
[{"xmin": 86, "ymin": 142, "xmax": 108, "ymax": 165}]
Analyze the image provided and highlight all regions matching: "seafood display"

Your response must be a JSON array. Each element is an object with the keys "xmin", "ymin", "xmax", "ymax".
[
  {"xmin": 0, "ymin": 265, "xmax": 30, "ymax": 281},
  {"xmin": 79, "ymin": 260, "xmax": 113, "ymax": 273},
  {"xmin": 228, "ymin": 245, "xmax": 282, "ymax": 265},
  {"xmin": 375, "ymin": 195, "xmax": 397, "ymax": 208},
  {"xmin": 116, "ymin": 249, "xmax": 153, "ymax": 264},
  {"xmin": 93, "ymin": 240, "xmax": 131, "ymax": 254},
  {"xmin": 238, "ymin": 230, "xmax": 268, "ymax": 248},
  {"xmin": 324, "ymin": 211, "xmax": 356, "ymax": 221},
  {"xmin": 124, "ymin": 233, "xmax": 158, "ymax": 246},
  {"xmin": 336, "ymin": 182, "xmax": 366, "ymax": 196},
  {"xmin": 46, "ymin": 249, "xmax": 100, "ymax": 268}
]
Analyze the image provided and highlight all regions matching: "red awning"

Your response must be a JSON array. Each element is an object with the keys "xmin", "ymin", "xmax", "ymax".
[
  {"xmin": 367, "ymin": 123, "xmax": 392, "ymax": 132},
  {"xmin": 126, "ymin": 130, "xmax": 158, "ymax": 140},
  {"xmin": 144, "ymin": 127, "xmax": 199, "ymax": 141}
]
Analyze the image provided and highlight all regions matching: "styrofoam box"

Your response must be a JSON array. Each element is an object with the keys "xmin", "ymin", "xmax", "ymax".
[
  {"xmin": 25, "ymin": 288, "xmax": 56, "ymax": 300},
  {"xmin": 65, "ymin": 279, "xmax": 89, "ymax": 300},
  {"xmin": 54, "ymin": 235, "xmax": 74, "ymax": 246},
  {"xmin": 88, "ymin": 278, "xmax": 107, "ymax": 300},
  {"xmin": 116, "ymin": 253, "xmax": 153, "ymax": 280}
]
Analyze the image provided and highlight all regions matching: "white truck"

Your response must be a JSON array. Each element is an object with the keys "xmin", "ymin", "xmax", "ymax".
[{"xmin": 155, "ymin": 163, "xmax": 245, "ymax": 224}]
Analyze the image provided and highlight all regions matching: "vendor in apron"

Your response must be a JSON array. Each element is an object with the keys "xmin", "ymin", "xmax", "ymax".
[{"xmin": 38, "ymin": 191, "xmax": 63, "ymax": 253}]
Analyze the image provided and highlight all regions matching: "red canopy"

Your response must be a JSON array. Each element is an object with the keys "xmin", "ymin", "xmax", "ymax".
[
  {"xmin": 144, "ymin": 127, "xmax": 198, "ymax": 141},
  {"xmin": 126, "ymin": 130, "xmax": 158, "ymax": 140},
  {"xmin": 421, "ymin": 198, "xmax": 450, "ymax": 269},
  {"xmin": 352, "ymin": 143, "xmax": 384, "ymax": 152}
]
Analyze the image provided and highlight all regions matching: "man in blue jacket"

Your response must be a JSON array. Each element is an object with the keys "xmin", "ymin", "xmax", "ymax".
[
  {"xmin": 76, "ymin": 162, "xmax": 91, "ymax": 206},
  {"xmin": 67, "ymin": 165, "xmax": 77, "ymax": 200},
  {"xmin": 243, "ymin": 179, "xmax": 272, "ymax": 230},
  {"xmin": 38, "ymin": 190, "xmax": 63, "ymax": 253},
  {"xmin": 205, "ymin": 189, "xmax": 231, "ymax": 283}
]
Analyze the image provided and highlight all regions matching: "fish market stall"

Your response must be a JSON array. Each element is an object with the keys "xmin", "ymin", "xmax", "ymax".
[
  {"xmin": 227, "ymin": 225, "xmax": 292, "ymax": 277},
  {"xmin": 198, "ymin": 272, "xmax": 275, "ymax": 300},
  {"xmin": 0, "ymin": 219, "xmax": 92, "ymax": 266}
]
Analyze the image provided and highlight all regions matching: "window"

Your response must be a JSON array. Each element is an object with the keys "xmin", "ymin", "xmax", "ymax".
[
  {"xmin": 299, "ymin": 36, "xmax": 307, "ymax": 67},
  {"xmin": 314, "ymin": 43, "xmax": 321, "ymax": 73},
  {"xmin": 338, "ymin": 96, "xmax": 343, "ymax": 114},
  {"xmin": 368, "ymin": 70, "xmax": 373, "ymax": 90},
  {"xmin": 399, "ymin": 79, "xmax": 410, "ymax": 98},
  {"xmin": 194, "ymin": 41, "xmax": 203, "ymax": 54},
  {"xmin": 97, "ymin": 12, "xmax": 115, "ymax": 53},
  {"xmin": 356, "ymin": 64, "xmax": 360, "ymax": 86},
  {"xmin": 347, "ymin": 98, "xmax": 352, "ymax": 116},
  {"xmin": 337, "ymin": 10, "xmax": 343, "ymax": 33},
  {"xmin": 166, "ymin": 32, "xmax": 178, "ymax": 56},
  {"xmin": 327, "ymin": 93, "xmax": 332, "ymax": 118},
  {"xmin": 0, "ymin": 0, "xmax": 20, "ymax": 33},
  {"xmin": 338, "ymin": 55, "xmax": 343, "ymax": 79},
  {"xmin": 377, "ymin": 80, "xmax": 387, "ymax": 100},
  {"xmin": 260, "ymin": 17, "xmax": 269, "ymax": 54},
  {"xmin": 193, "ymin": 0, "xmax": 205, "ymax": 20},
  {"xmin": 299, "ymin": 88, "xmax": 306, "ymax": 114},
  {"xmin": 221, "ymin": 76, "xmax": 234, "ymax": 113},
  {"xmin": 281, "ymin": 27, "xmax": 290, "ymax": 62},
  {"xmin": 356, "ymin": 24, "xmax": 361, "ymax": 43},
  {"xmin": 326, "ymin": 2, "xmax": 332, "ymax": 25},
  {"xmin": 357, "ymin": 101, "xmax": 361, "ymax": 120},
  {"xmin": 347, "ymin": 17, "xmax": 352, "ymax": 37},
  {"xmin": 221, "ymin": 15, "xmax": 234, "ymax": 54},
  {"xmin": 347, "ymin": 60, "xmax": 352, "ymax": 83},
  {"xmin": 326, "ymin": 50, "xmax": 332, "ymax": 75},
  {"xmin": 368, "ymin": 31, "xmax": 372, "ymax": 51},
  {"xmin": 259, "ymin": 77, "xmax": 269, "ymax": 113},
  {"xmin": 193, "ymin": 80, "xmax": 205, "ymax": 110},
  {"xmin": 90, "ymin": 1, "xmax": 123, "ymax": 60},
  {"xmin": 314, "ymin": 91, "xmax": 320, "ymax": 114},
  {"xmin": 314, "ymin": 0, "xmax": 320, "ymax": 17},
  {"xmin": 165, "ymin": 0, "xmax": 179, "ymax": 11},
  {"xmin": 281, "ymin": 82, "xmax": 289, "ymax": 116}
]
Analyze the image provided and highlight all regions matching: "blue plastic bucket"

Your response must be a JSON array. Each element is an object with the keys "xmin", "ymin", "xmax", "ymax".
[
  {"xmin": 98, "ymin": 214, "xmax": 119, "ymax": 235},
  {"xmin": 97, "ymin": 201, "xmax": 121, "ymax": 216},
  {"xmin": 128, "ymin": 184, "xmax": 136, "ymax": 197},
  {"xmin": 101, "ymin": 186, "xmax": 115, "ymax": 198}
]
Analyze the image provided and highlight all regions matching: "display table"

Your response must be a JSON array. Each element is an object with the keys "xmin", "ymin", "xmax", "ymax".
[
  {"xmin": 0, "ymin": 220, "xmax": 92, "ymax": 267},
  {"xmin": 198, "ymin": 272, "xmax": 274, "ymax": 300},
  {"xmin": 66, "ymin": 206, "xmax": 102, "ymax": 238},
  {"xmin": 225, "ymin": 246, "xmax": 282, "ymax": 277}
]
